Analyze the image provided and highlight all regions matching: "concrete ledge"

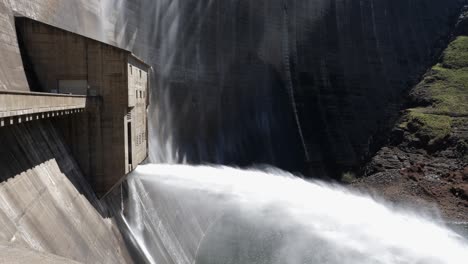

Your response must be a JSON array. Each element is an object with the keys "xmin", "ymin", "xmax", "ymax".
[
  {"xmin": 0, "ymin": 109, "xmax": 85, "ymax": 127},
  {"xmin": 0, "ymin": 89, "xmax": 87, "ymax": 97},
  {"xmin": 0, "ymin": 90, "xmax": 86, "ymax": 124}
]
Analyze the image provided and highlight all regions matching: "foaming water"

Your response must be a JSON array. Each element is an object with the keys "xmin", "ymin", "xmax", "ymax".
[{"xmin": 119, "ymin": 164, "xmax": 468, "ymax": 264}]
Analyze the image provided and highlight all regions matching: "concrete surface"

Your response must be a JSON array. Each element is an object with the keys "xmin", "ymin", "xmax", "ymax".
[
  {"xmin": 0, "ymin": 120, "xmax": 132, "ymax": 263},
  {"xmin": 0, "ymin": 243, "xmax": 82, "ymax": 264},
  {"xmin": 0, "ymin": 90, "xmax": 85, "ymax": 127},
  {"xmin": 12, "ymin": 17, "xmax": 149, "ymax": 194}
]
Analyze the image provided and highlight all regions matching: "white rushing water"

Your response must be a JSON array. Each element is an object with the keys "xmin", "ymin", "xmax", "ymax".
[{"xmin": 121, "ymin": 164, "xmax": 468, "ymax": 264}]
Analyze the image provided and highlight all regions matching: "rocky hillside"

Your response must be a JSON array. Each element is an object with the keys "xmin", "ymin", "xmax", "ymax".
[{"xmin": 353, "ymin": 9, "xmax": 468, "ymax": 222}]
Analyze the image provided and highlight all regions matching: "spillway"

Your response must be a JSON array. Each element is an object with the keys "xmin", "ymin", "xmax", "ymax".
[{"xmin": 112, "ymin": 164, "xmax": 468, "ymax": 264}]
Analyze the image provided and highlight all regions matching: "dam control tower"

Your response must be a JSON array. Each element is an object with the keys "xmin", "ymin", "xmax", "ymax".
[{"xmin": 1, "ymin": 17, "xmax": 150, "ymax": 196}]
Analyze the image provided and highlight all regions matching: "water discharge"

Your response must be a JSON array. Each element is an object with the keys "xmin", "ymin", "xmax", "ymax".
[{"xmin": 119, "ymin": 164, "xmax": 468, "ymax": 264}]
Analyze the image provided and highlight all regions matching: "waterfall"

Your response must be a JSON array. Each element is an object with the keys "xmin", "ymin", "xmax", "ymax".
[{"xmin": 115, "ymin": 164, "xmax": 468, "ymax": 264}]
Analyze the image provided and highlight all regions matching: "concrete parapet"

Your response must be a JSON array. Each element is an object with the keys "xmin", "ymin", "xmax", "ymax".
[{"xmin": 0, "ymin": 90, "xmax": 86, "ymax": 127}]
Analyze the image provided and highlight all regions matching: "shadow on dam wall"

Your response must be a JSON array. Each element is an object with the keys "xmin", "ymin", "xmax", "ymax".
[
  {"xmin": 0, "ymin": 120, "xmax": 132, "ymax": 263},
  {"xmin": 132, "ymin": 0, "xmax": 464, "ymax": 177},
  {"xmin": 0, "ymin": 121, "xmax": 95, "ymax": 204}
]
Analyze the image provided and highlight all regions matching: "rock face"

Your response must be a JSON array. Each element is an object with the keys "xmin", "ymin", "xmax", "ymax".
[
  {"xmin": 353, "ymin": 10, "xmax": 468, "ymax": 221},
  {"xmin": 0, "ymin": 120, "xmax": 132, "ymax": 263}
]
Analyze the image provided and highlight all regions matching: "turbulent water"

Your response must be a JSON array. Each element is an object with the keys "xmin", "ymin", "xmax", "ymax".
[{"xmin": 118, "ymin": 164, "xmax": 468, "ymax": 264}]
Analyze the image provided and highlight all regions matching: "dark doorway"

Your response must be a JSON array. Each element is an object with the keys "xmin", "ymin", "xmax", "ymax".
[{"xmin": 127, "ymin": 122, "xmax": 133, "ymax": 168}]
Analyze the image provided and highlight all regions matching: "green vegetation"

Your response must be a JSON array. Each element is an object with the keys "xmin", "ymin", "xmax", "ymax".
[
  {"xmin": 341, "ymin": 171, "xmax": 356, "ymax": 184},
  {"xmin": 428, "ymin": 37, "xmax": 468, "ymax": 115},
  {"xmin": 399, "ymin": 36, "xmax": 468, "ymax": 145},
  {"xmin": 400, "ymin": 109, "xmax": 452, "ymax": 141},
  {"xmin": 424, "ymin": 65, "xmax": 468, "ymax": 115},
  {"xmin": 440, "ymin": 36, "xmax": 468, "ymax": 69}
]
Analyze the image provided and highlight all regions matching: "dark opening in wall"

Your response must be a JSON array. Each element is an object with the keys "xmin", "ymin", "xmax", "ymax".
[
  {"xmin": 14, "ymin": 17, "xmax": 42, "ymax": 92},
  {"xmin": 127, "ymin": 121, "xmax": 133, "ymax": 168}
]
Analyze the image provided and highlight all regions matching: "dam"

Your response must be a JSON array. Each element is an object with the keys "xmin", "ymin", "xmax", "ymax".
[
  {"xmin": 0, "ymin": 0, "xmax": 468, "ymax": 263},
  {"xmin": 0, "ymin": 3, "xmax": 149, "ymax": 261},
  {"xmin": 3, "ymin": 17, "xmax": 150, "ymax": 195}
]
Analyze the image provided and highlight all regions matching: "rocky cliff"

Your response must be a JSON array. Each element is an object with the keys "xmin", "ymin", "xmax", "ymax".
[{"xmin": 353, "ymin": 8, "xmax": 468, "ymax": 221}]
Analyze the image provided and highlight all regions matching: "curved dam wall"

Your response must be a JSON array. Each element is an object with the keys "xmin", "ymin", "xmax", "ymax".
[
  {"xmin": 0, "ymin": 0, "xmax": 464, "ymax": 171},
  {"xmin": 113, "ymin": 0, "xmax": 463, "ymax": 176},
  {"xmin": 146, "ymin": 0, "xmax": 463, "ymax": 175}
]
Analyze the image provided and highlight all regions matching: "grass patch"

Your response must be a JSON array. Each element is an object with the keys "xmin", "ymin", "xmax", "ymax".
[
  {"xmin": 425, "ymin": 66, "xmax": 468, "ymax": 115},
  {"xmin": 398, "ymin": 36, "xmax": 468, "ymax": 145},
  {"xmin": 403, "ymin": 110, "xmax": 452, "ymax": 141},
  {"xmin": 426, "ymin": 37, "xmax": 468, "ymax": 115},
  {"xmin": 341, "ymin": 171, "xmax": 356, "ymax": 184},
  {"xmin": 440, "ymin": 36, "xmax": 468, "ymax": 69}
]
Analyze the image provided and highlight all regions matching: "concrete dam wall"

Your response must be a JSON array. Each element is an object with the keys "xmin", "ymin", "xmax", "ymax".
[
  {"xmin": 0, "ymin": 120, "xmax": 131, "ymax": 263},
  {"xmin": 2, "ymin": 0, "xmax": 464, "ymax": 173},
  {"xmin": 0, "ymin": 0, "xmax": 464, "ymax": 169},
  {"xmin": 0, "ymin": 0, "xmax": 466, "ymax": 263},
  {"xmin": 141, "ymin": 0, "xmax": 464, "ymax": 175},
  {"xmin": 105, "ymin": 0, "xmax": 463, "ymax": 176}
]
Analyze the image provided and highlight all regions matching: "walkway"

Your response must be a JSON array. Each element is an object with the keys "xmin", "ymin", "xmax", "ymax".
[{"xmin": 0, "ymin": 90, "xmax": 86, "ymax": 127}]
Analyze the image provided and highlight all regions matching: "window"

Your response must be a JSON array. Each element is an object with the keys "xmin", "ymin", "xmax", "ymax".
[
  {"xmin": 140, "ymin": 91, "xmax": 142, "ymax": 98},
  {"xmin": 130, "ymin": 65, "xmax": 133, "ymax": 75},
  {"xmin": 139, "ymin": 70, "xmax": 142, "ymax": 78}
]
